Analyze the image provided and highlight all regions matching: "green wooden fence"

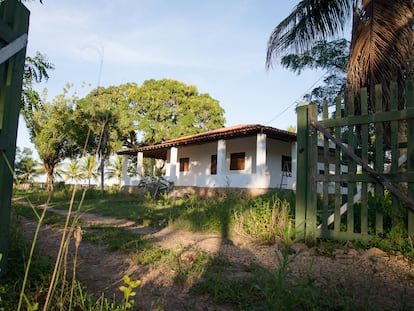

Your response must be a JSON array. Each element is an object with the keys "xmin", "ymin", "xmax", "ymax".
[
  {"xmin": 0, "ymin": 0, "xmax": 29, "ymax": 276},
  {"xmin": 296, "ymin": 81, "xmax": 414, "ymax": 241}
]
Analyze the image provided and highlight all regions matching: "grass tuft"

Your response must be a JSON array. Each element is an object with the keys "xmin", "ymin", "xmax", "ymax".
[{"xmin": 82, "ymin": 226, "xmax": 148, "ymax": 252}]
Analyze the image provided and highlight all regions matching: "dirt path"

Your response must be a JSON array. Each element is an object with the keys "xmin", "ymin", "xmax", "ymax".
[{"xmin": 20, "ymin": 208, "xmax": 414, "ymax": 310}]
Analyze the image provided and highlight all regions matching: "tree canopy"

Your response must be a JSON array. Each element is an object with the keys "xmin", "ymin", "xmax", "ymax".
[
  {"xmin": 130, "ymin": 79, "xmax": 225, "ymax": 145},
  {"xmin": 281, "ymin": 39, "xmax": 348, "ymax": 108}
]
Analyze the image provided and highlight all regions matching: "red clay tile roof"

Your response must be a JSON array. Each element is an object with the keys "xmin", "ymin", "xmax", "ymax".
[{"xmin": 117, "ymin": 124, "xmax": 296, "ymax": 159}]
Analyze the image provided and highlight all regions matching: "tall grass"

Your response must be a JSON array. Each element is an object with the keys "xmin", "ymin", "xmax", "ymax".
[
  {"xmin": 4, "ymin": 198, "xmax": 144, "ymax": 310},
  {"xmin": 166, "ymin": 191, "xmax": 295, "ymax": 242},
  {"xmin": 5, "ymin": 166, "xmax": 142, "ymax": 310},
  {"xmin": 233, "ymin": 196, "xmax": 294, "ymax": 243}
]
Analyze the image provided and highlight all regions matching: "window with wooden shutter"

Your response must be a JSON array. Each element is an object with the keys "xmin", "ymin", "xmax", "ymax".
[
  {"xmin": 230, "ymin": 152, "xmax": 245, "ymax": 170},
  {"xmin": 179, "ymin": 157, "xmax": 189, "ymax": 172},
  {"xmin": 211, "ymin": 154, "xmax": 217, "ymax": 175}
]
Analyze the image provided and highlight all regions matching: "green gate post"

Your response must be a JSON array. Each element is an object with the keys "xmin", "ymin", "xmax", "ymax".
[
  {"xmin": 406, "ymin": 80, "xmax": 414, "ymax": 236},
  {"xmin": 0, "ymin": 0, "xmax": 29, "ymax": 276},
  {"xmin": 306, "ymin": 104, "xmax": 318, "ymax": 238},
  {"xmin": 295, "ymin": 103, "xmax": 312, "ymax": 240}
]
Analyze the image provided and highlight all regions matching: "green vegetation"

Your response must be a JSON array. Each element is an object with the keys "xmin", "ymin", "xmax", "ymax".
[
  {"xmin": 4, "ymin": 189, "xmax": 414, "ymax": 310},
  {"xmin": 234, "ymin": 196, "xmax": 293, "ymax": 243},
  {"xmin": 17, "ymin": 189, "xmax": 296, "ymax": 237},
  {"xmin": 266, "ymin": 1, "xmax": 413, "ymax": 109},
  {"xmin": 82, "ymin": 226, "xmax": 148, "ymax": 252},
  {"xmin": 14, "ymin": 147, "xmax": 42, "ymax": 185}
]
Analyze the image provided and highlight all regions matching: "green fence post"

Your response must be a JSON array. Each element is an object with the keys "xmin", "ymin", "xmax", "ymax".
[
  {"xmin": 306, "ymin": 104, "xmax": 318, "ymax": 238},
  {"xmin": 0, "ymin": 0, "xmax": 29, "ymax": 276},
  {"xmin": 295, "ymin": 103, "xmax": 310, "ymax": 240},
  {"xmin": 406, "ymin": 80, "xmax": 414, "ymax": 236}
]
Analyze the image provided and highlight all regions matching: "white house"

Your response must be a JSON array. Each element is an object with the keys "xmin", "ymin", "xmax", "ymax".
[{"xmin": 118, "ymin": 124, "xmax": 297, "ymax": 195}]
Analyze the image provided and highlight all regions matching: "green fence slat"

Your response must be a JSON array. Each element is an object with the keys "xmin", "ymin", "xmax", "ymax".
[
  {"xmin": 360, "ymin": 88, "xmax": 368, "ymax": 234},
  {"xmin": 307, "ymin": 104, "xmax": 318, "ymax": 238},
  {"xmin": 347, "ymin": 94, "xmax": 355, "ymax": 234},
  {"xmin": 374, "ymin": 84, "xmax": 384, "ymax": 234},
  {"xmin": 334, "ymin": 97, "xmax": 341, "ymax": 232},
  {"xmin": 389, "ymin": 82, "xmax": 400, "ymax": 226},
  {"xmin": 406, "ymin": 81, "xmax": 414, "ymax": 236}
]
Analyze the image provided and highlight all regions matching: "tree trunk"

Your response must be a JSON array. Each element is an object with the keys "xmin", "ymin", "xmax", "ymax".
[
  {"xmin": 44, "ymin": 163, "xmax": 54, "ymax": 205},
  {"xmin": 100, "ymin": 157, "xmax": 105, "ymax": 193}
]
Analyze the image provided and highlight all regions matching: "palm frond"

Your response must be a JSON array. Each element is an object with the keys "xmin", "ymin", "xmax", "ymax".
[
  {"xmin": 266, "ymin": 0, "xmax": 352, "ymax": 68},
  {"xmin": 347, "ymin": 0, "xmax": 414, "ymax": 98}
]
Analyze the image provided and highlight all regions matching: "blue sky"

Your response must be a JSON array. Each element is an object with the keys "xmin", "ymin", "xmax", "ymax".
[{"xmin": 18, "ymin": 0, "xmax": 327, "ymax": 155}]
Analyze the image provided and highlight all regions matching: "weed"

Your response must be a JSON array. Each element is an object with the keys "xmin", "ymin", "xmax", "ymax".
[
  {"xmin": 173, "ymin": 250, "xmax": 209, "ymax": 285},
  {"xmin": 119, "ymin": 275, "xmax": 141, "ymax": 309}
]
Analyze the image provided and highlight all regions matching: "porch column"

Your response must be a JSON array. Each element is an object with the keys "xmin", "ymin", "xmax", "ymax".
[
  {"xmin": 137, "ymin": 152, "xmax": 144, "ymax": 177},
  {"xmin": 169, "ymin": 147, "xmax": 178, "ymax": 183},
  {"xmin": 121, "ymin": 155, "xmax": 129, "ymax": 187},
  {"xmin": 217, "ymin": 139, "xmax": 226, "ymax": 175},
  {"xmin": 256, "ymin": 133, "xmax": 267, "ymax": 175}
]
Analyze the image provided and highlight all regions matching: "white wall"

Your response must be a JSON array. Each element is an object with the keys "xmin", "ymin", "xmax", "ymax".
[
  {"xmin": 121, "ymin": 136, "xmax": 297, "ymax": 190},
  {"xmin": 267, "ymin": 139, "xmax": 295, "ymax": 189},
  {"xmin": 173, "ymin": 142, "xmax": 217, "ymax": 186},
  {"xmin": 167, "ymin": 136, "xmax": 296, "ymax": 190}
]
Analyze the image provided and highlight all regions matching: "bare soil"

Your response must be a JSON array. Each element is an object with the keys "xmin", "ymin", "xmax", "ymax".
[{"xmin": 20, "ymin": 208, "xmax": 414, "ymax": 310}]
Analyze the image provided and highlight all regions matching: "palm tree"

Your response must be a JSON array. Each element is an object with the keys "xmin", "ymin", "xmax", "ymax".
[
  {"xmin": 59, "ymin": 159, "xmax": 83, "ymax": 187},
  {"xmin": 80, "ymin": 155, "xmax": 99, "ymax": 188},
  {"xmin": 14, "ymin": 147, "xmax": 41, "ymax": 187},
  {"xmin": 266, "ymin": 1, "xmax": 414, "ymax": 110},
  {"xmin": 106, "ymin": 155, "xmax": 124, "ymax": 190}
]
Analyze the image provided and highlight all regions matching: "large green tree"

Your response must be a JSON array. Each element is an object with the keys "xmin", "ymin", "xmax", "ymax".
[
  {"xmin": 131, "ymin": 79, "xmax": 226, "ymax": 145},
  {"xmin": 74, "ymin": 79, "xmax": 225, "ymax": 188},
  {"xmin": 30, "ymin": 87, "xmax": 79, "ymax": 202},
  {"xmin": 266, "ymin": 1, "xmax": 414, "ymax": 110}
]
